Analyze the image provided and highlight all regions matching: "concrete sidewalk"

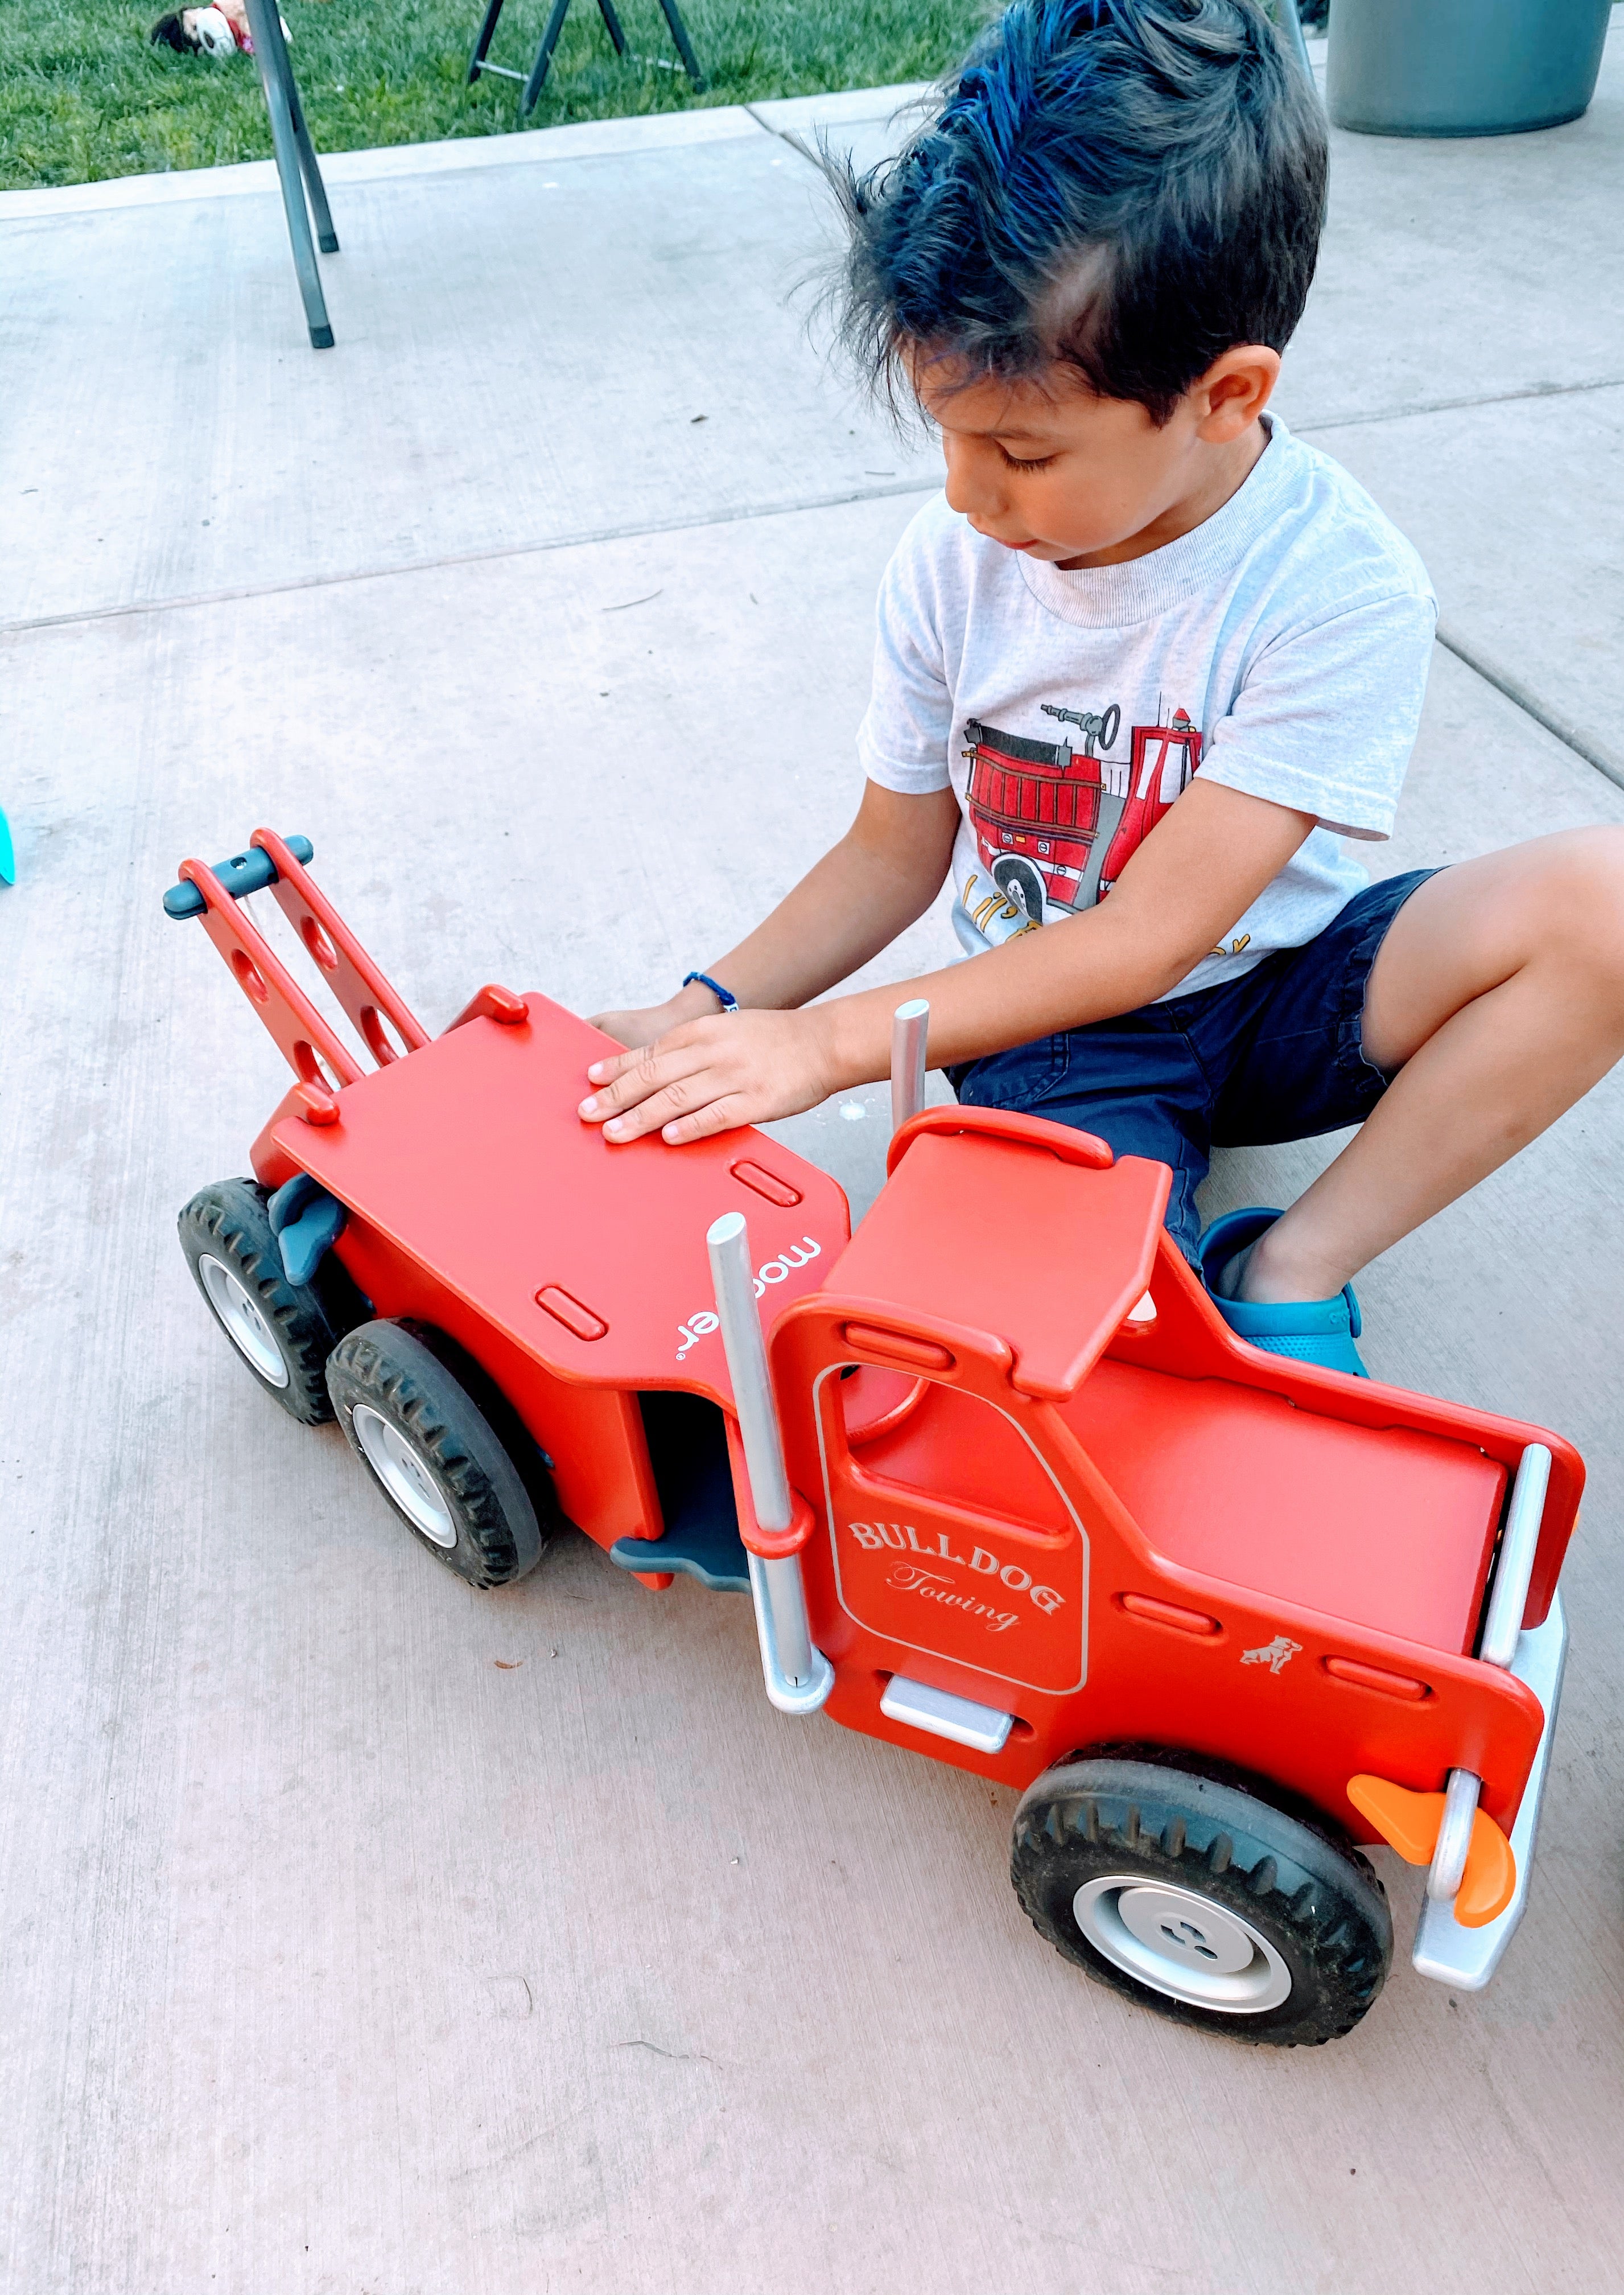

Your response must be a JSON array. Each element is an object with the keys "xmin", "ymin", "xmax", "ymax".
[{"xmin": 3, "ymin": 32, "xmax": 1623, "ymax": 2295}]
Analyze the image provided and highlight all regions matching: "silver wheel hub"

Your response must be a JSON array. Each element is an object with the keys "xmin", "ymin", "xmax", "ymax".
[
  {"xmin": 351, "ymin": 1404, "xmax": 456, "ymax": 1548},
  {"xmin": 1073, "ymin": 1875, "xmax": 1293, "ymax": 2013},
  {"xmin": 200, "ymin": 1254, "xmax": 290, "ymax": 1388}
]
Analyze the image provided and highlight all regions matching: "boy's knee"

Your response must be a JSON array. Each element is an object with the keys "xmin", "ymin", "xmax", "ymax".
[{"xmin": 1539, "ymin": 828, "xmax": 1624, "ymax": 995}]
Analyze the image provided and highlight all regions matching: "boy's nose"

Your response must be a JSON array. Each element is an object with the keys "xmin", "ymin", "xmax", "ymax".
[{"xmin": 941, "ymin": 438, "xmax": 1005, "ymax": 524}]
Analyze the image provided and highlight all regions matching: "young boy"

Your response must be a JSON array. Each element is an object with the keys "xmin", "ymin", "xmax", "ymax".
[{"xmin": 582, "ymin": 0, "xmax": 1624, "ymax": 1374}]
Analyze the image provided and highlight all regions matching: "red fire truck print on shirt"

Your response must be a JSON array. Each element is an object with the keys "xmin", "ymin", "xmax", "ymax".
[{"xmin": 963, "ymin": 703, "xmax": 1202, "ymax": 928}]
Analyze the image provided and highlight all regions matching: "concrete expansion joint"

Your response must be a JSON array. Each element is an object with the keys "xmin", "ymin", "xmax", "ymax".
[
  {"xmin": 1433, "ymin": 627, "xmax": 1624, "ymax": 792},
  {"xmin": 0, "ymin": 476, "xmax": 940, "ymax": 639},
  {"xmin": 740, "ymin": 105, "xmax": 820, "ymax": 169},
  {"xmin": 1296, "ymin": 373, "xmax": 1624, "ymax": 434},
  {"xmin": 6, "ymin": 494, "xmax": 1617, "ymax": 797}
]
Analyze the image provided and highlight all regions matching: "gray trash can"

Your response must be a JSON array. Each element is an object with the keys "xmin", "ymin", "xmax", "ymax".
[{"xmin": 1328, "ymin": 0, "xmax": 1612, "ymax": 137}]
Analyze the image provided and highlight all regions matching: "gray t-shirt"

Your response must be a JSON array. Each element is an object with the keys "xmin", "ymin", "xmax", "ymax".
[{"xmin": 857, "ymin": 413, "xmax": 1437, "ymax": 1000}]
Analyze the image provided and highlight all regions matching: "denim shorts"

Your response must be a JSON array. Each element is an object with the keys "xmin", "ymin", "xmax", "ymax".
[{"xmin": 947, "ymin": 869, "xmax": 1438, "ymax": 1265}]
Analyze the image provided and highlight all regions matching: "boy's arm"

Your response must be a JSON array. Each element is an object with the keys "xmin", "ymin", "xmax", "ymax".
[
  {"xmin": 591, "ymin": 782, "xmax": 961, "ymax": 1046},
  {"xmin": 582, "ymin": 778, "xmax": 1315, "ymax": 1144}
]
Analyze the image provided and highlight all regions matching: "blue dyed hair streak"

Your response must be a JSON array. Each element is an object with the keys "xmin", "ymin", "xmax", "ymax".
[{"xmin": 833, "ymin": 0, "xmax": 1326, "ymax": 424}]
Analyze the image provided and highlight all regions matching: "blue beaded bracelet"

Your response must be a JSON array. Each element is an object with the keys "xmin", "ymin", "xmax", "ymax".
[{"xmin": 683, "ymin": 970, "xmax": 740, "ymax": 1014}]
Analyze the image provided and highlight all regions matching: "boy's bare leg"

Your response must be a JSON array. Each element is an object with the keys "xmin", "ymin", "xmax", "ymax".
[{"xmin": 1236, "ymin": 827, "xmax": 1624, "ymax": 1305}]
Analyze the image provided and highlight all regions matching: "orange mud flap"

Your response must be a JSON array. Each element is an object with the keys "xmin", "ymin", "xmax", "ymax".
[
  {"xmin": 1348, "ymin": 1776, "xmax": 1517, "ymax": 1928},
  {"xmin": 1356, "ymin": 1445, "xmax": 1568, "ymax": 1990}
]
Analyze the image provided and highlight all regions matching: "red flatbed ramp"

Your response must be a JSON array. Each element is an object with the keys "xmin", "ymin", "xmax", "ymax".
[{"xmin": 273, "ymin": 993, "xmax": 849, "ymax": 1404}]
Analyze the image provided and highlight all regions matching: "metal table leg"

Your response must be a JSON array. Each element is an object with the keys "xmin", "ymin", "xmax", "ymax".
[
  {"xmin": 467, "ymin": 0, "xmax": 507, "ymax": 82},
  {"xmin": 520, "ymin": 0, "xmax": 575, "ymax": 114},
  {"xmin": 244, "ymin": 0, "xmax": 336, "ymax": 348},
  {"xmin": 656, "ymin": 0, "xmax": 705, "ymax": 88},
  {"xmin": 282, "ymin": 43, "xmax": 339, "ymax": 254},
  {"xmin": 509, "ymin": 0, "xmax": 703, "ymax": 114}
]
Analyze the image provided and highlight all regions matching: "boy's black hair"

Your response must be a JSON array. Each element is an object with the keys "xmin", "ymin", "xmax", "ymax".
[
  {"xmin": 835, "ymin": 0, "xmax": 1328, "ymax": 425},
  {"xmin": 150, "ymin": 11, "xmax": 199, "ymax": 51}
]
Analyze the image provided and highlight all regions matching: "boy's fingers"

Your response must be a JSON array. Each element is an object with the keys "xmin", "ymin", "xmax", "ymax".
[
  {"xmin": 659, "ymin": 1097, "xmax": 752, "ymax": 1145},
  {"xmin": 583, "ymin": 1044, "xmax": 650, "ymax": 1089},
  {"xmin": 578, "ymin": 1011, "xmax": 807, "ymax": 1144},
  {"xmin": 579, "ymin": 1043, "xmax": 708, "ymax": 1118},
  {"xmin": 597, "ymin": 1075, "xmax": 712, "ymax": 1144},
  {"xmin": 582, "ymin": 1019, "xmax": 724, "ymax": 1099},
  {"xmin": 603, "ymin": 1081, "xmax": 753, "ymax": 1147}
]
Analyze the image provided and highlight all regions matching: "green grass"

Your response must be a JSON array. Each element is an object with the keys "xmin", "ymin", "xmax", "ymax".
[{"xmin": 0, "ymin": 0, "xmax": 987, "ymax": 191}]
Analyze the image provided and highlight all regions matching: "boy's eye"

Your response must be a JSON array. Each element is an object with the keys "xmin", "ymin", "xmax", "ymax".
[{"xmin": 996, "ymin": 445, "xmax": 1058, "ymax": 471}]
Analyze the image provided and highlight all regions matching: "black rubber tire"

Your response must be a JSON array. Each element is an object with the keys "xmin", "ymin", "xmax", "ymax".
[
  {"xmin": 325, "ymin": 1319, "xmax": 552, "ymax": 1587},
  {"xmin": 1011, "ymin": 1749, "xmax": 1392, "ymax": 2047},
  {"xmin": 179, "ymin": 1178, "xmax": 352, "ymax": 1425}
]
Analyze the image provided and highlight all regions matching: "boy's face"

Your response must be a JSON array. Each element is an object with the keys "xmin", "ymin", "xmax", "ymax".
[{"xmin": 912, "ymin": 348, "xmax": 1280, "ymax": 571}]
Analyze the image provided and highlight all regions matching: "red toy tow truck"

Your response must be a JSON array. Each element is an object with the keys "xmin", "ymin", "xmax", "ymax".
[{"xmin": 166, "ymin": 829, "xmax": 1581, "ymax": 2046}]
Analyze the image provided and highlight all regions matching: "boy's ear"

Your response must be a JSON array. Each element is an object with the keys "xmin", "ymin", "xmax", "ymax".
[{"xmin": 1192, "ymin": 347, "xmax": 1281, "ymax": 442}]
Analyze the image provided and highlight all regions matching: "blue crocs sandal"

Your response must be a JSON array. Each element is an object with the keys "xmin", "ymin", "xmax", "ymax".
[{"xmin": 1197, "ymin": 1205, "xmax": 1369, "ymax": 1379}]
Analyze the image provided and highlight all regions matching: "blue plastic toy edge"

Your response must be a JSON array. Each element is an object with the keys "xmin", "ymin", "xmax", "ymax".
[
  {"xmin": 608, "ymin": 1534, "xmax": 751, "ymax": 1593},
  {"xmin": 162, "ymin": 833, "xmax": 314, "ymax": 919},
  {"xmin": 267, "ymin": 1170, "xmax": 346, "ymax": 1286}
]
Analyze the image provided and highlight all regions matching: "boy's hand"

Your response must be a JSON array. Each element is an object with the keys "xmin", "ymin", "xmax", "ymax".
[
  {"xmin": 590, "ymin": 981, "xmax": 722, "ymax": 1048},
  {"xmin": 579, "ymin": 1008, "xmax": 836, "ymax": 1145}
]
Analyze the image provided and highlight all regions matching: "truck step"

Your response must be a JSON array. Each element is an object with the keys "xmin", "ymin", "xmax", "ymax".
[
  {"xmin": 608, "ymin": 1520, "xmax": 750, "ymax": 1592},
  {"xmin": 609, "ymin": 1390, "xmax": 750, "ymax": 1593}
]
